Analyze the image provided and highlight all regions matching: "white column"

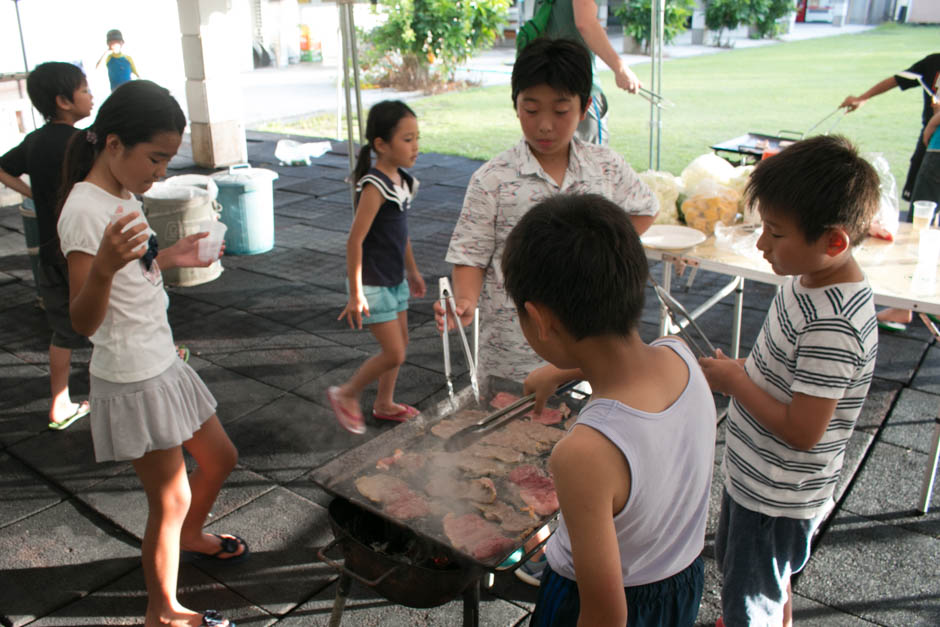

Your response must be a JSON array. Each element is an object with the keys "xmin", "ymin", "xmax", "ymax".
[{"xmin": 177, "ymin": 0, "xmax": 248, "ymax": 167}]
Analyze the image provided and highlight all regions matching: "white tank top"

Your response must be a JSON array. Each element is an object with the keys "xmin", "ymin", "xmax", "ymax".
[{"xmin": 545, "ymin": 337, "xmax": 716, "ymax": 586}]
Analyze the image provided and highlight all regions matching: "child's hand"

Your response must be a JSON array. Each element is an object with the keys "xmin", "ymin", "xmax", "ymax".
[
  {"xmin": 524, "ymin": 365, "xmax": 565, "ymax": 416},
  {"xmin": 698, "ymin": 348, "xmax": 746, "ymax": 395},
  {"xmin": 164, "ymin": 232, "xmax": 217, "ymax": 268},
  {"xmin": 407, "ymin": 271, "xmax": 426, "ymax": 298},
  {"xmin": 94, "ymin": 211, "xmax": 148, "ymax": 275},
  {"xmin": 433, "ymin": 297, "xmax": 475, "ymax": 334},
  {"xmin": 339, "ymin": 292, "xmax": 369, "ymax": 330}
]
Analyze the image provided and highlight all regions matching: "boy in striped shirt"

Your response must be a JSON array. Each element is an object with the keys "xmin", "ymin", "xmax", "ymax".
[{"xmin": 699, "ymin": 135, "xmax": 881, "ymax": 627}]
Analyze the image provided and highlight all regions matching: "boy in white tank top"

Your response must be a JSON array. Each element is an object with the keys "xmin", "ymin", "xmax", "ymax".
[{"xmin": 501, "ymin": 193, "xmax": 717, "ymax": 626}]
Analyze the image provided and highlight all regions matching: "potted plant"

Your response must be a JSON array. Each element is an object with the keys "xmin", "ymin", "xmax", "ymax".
[{"xmin": 614, "ymin": 0, "xmax": 696, "ymax": 55}]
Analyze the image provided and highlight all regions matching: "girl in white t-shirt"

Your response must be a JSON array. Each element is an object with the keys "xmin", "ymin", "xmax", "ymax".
[{"xmin": 57, "ymin": 80, "xmax": 240, "ymax": 627}]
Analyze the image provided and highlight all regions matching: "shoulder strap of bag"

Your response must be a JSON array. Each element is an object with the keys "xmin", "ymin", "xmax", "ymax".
[{"xmin": 516, "ymin": 0, "xmax": 556, "ymax": 54}]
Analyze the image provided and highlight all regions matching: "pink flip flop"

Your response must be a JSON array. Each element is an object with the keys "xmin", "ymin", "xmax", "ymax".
[
  {"xmin": 372, "ymin": 403, "xmax": 420, "ymax": 423},
  {"xmin": 327, "ymin": 386, "xmax": 366, "ymax": 435}
]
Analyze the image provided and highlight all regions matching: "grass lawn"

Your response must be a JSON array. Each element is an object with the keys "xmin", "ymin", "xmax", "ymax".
[{"xmin": 263, "ymin": 23, "xmax": 936, "ymax": 187}]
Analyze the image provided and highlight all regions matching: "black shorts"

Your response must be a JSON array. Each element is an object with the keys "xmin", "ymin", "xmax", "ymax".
[{"xmin": 38, "ymin": 262, "xmax": 88, "ymax": 349}]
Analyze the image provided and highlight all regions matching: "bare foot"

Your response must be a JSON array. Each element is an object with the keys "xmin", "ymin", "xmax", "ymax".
[{"xmin": 877, "ymin": 308, "xmax": 913, "ymax": 324}]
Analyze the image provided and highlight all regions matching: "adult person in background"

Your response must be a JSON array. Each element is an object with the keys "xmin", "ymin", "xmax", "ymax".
[
  {"xmin": 536, "ymin": 0, "xmax": 642, "ymax": 144},
  {"xmin": 841, "ymin": 53, "xmax": 940, "ymax": 208}
]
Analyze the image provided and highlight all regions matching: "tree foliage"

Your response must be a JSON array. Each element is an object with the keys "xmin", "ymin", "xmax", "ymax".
[
  {"xmin": 614, "ymin": 0, "xmax": 696, "ymax": 54},
  {"xmin": 364, "ymin": 0, "xmax": 511, "ymax": 89},
  {"xmin": 749, "ymin": 0, "xmax": 797, "ymax": 39},
  {"xmin": 705, "ymin": 0, "xmax": 749, "ymax": 47}
]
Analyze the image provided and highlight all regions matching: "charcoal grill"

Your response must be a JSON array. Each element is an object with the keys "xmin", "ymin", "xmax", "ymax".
[
  {"xmin": 710, "ymin": 130, "xmax": 802, "ymax": 164},
  {"xmin": 310, "ymin": 376, "xmax": 585, "ymax": 625}
]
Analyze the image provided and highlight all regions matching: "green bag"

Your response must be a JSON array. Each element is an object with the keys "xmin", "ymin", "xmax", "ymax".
[{"xmin": 516, "ymin": 0, "xmax": 556, "ymax": 53}]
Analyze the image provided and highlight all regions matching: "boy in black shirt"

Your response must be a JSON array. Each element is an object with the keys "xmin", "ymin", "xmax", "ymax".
[{"xmin": 0, "ymin": 62, "xmax": 94, "ymax": 429}]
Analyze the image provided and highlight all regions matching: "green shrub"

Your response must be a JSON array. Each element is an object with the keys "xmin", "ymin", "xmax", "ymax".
[
  {"xmin": 749, "ymin": 0, "xmax": 797, "ymax": 39},
  {"xmin": 705, "ymin": 0, "xmax": 749, "ymax": 47},
  {"xmin": 614, "ymin": 0, "xmax": 696, "ymax": 54},
  {"xmin": 364, "ymin": 0, "xmax": 511, "ymax": 89}
]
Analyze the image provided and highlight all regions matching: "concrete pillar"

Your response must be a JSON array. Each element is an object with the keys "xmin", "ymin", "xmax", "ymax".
[{"xmin": 177, "ymin": 0, "xmax": 247, "ymax": 168}]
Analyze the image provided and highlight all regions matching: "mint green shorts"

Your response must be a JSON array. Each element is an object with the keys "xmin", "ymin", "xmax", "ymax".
[{"xmin": 360, "ymin": 279, "xmax": 409, "ymax": 324}]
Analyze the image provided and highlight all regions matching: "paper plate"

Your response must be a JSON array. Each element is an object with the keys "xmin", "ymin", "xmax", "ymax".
[{"xmin": 641, "ymin": 224, "xmax": 707, "ymax": 251}]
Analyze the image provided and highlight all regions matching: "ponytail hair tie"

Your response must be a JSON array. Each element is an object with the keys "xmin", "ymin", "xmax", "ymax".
[{"xmin": 86, "ymin": 130, "xmax": 98, "ymax": 145}]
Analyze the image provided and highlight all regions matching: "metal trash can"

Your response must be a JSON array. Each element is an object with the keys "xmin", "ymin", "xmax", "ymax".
[
  {"xmin": 210, "ymin": 164, "xmax": 278, "ymax": 255},
  {"xmin": 142, "ymin": 182, "xmax": 223, "ymax": 287}
]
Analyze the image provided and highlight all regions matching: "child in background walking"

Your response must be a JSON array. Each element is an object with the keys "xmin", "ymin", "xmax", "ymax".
[
  {"xmin": 328, "ymin": 100, "xmax": 426, "ymax": 435},
  {"xmin": 58, "ymin": 80, "xmax": 242, "ymax": 627},
  {"xmin": 0, "ymin": 61, "xmax": 93, "ymax": 429}
]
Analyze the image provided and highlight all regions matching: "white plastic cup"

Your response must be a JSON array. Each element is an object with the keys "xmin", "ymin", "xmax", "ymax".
[
  {"xmin": 912, "ymin": 200, "xmax": 937, "ymax": 231},
  {"xmin": 197, "ymin": 219, "xmax": 227, "ymax": 262}
]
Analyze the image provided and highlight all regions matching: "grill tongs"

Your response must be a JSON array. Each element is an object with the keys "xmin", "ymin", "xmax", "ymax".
[
  {"xmin": 444, "ymin": 380, "xmax": 580, "ymax": 452},
  {"xmin": 439, "ymin": 276, "xmax": 480, "ymax": 407},
  {"xmin": 650, "ymin": 276, "xmax": 717, "ymax": 359}
]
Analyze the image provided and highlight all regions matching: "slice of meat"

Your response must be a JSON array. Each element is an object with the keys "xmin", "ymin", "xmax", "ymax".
[
  {"xmin": 509, "ymin": 464, "xmax": 559, "ymax": 516},
  {"xmin": 355, "ymin": 474, "xmax": 410, "ymax": 502},
  {"xmin": 431, "ymin": 409, "xmax": 488, "ymax": 439},
  {"xmin": 466, "ymin": 442, "xmax": 524, "ymax": 464},
  {"xmin": 479, "ymin": 428, "xmax": 547, "ymax": 455},
  {"xmin": 505, "ymin": 419, "xmax": 566, "ymax": 446},
  {"xmin": 354, "ymin": 474, "xmax": 430, "ymax": 520},
  {"xmin": 466, "ymin": 477, "xmax": 497, "ymax": 504},
  {"xmin": 442, "ymin": 512, "xmax": 517, "ymax": 561},
  {"xmin": 489, "ymin": 391, "xmax": 519, "ymax": 409},
  {"xmin": 475, "ymin": 499, "xmax": 538, "ymax": 533},
  {"xmin": 375, "ymin": 449, "xmax": 403, "ymax": 470},
  {"xmin": 455, "ymin": 455, "xmax": 509, "ymax": 477}
]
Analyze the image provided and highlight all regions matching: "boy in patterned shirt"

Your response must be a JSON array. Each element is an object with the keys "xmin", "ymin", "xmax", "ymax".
[
  {"xmin": 436, "ymin": 37, "xmax": 657, "ymax": 383},
  {"xmin": 699, "ymin": 135, "xmax": 881, "ymax": 627}
]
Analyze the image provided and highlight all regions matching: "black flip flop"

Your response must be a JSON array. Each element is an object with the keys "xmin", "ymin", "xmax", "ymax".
[
  {"xmin": 182, "ymin": 533, "xmax": 249, "ymax": 563},
  {"xmin": 201, "ymin": 609, "xmax": 235, "ymax": 626}
]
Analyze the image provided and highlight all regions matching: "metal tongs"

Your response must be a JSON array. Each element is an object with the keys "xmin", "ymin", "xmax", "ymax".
[
  {"xmin": 649, "ymin": 276, "xmax": 717, "ymax": 359},
  {"xmin": 805, "ymin": 106, "xmax": 847, "ymax": 137},
  {"xmin": 638, "ymin": 86, "xmax": 675, "ymax": 108},
  {"xmin": 439, "ymin": 277, "xmax": 480, "ymax": 407}
]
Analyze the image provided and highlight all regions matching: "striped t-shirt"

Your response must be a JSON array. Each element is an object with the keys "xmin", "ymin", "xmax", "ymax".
[{"xmin": 723, "ymin": 276, "xmax": 877, "ymax": 519}]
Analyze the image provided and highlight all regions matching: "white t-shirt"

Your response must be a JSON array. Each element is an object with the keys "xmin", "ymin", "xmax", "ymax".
[
  {"xmin": 445, "ymin": 137, "xmax": 658, "ymax": 381},
  {"xmin": 58, "ymin": 182, "xmax": 177, "ymax": 383},
  {"xmin": 545, "ymin": 338, "xmax": 716, "ymax": 586},
  {"xmin": 724, "ymin": 276, "xmax": 877, "ymax": 519}
]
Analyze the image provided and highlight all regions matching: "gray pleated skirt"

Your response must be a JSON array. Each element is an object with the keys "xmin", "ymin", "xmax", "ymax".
[{"xmin": 89, "ymin": 358, "xmax": 218, "ymax": 462}]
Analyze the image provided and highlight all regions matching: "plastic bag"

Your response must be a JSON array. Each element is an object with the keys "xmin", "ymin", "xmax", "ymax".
[
  {"xmin": 681, "ymin": 179, "xmax": 740, "ymax": 234},
  {"xmin": 275, "ymin": 139, "xmax": 332, "ymax": 166},
  {"xmin": 715, "ymin": 222, "xmax": 763, "ymax": 260},
  {"xmin": 862, "ymin": 152, "xmax": 899, "ymax": 241},
  {"xmin": 638, "ymin": 170, "xmax": 684, "ymax": 224},
  {"xmin": 680, "ymin": 153, "xmax": 737, "ymax": 190}
]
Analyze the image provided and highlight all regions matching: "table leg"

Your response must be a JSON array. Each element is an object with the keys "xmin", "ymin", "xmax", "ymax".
[
  {"xmin": 659, "ymin": 259, "xmax": 673, "ymax": 337},
  {"xmin": 919, "ymin": 416, "xmax": 940, "ymax": 514}
]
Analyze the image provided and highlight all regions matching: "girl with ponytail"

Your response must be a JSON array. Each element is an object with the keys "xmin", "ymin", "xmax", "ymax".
[
  {"xmin": 58, "ymin": 80, "xmax": 241, "ymax": 627},
  {"xmin": 327, "ymin": 100, "xmax": 425, "ymax": 434}
]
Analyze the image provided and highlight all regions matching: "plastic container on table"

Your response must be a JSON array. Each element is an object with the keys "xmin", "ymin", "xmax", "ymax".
[{"xmin": 210, "ymin": 164, "xmax": 279, "ymax": 255}]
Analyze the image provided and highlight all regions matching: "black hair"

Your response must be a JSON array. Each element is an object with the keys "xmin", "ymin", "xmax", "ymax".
[
  {"xmin": 352, "ymin": 100, "xmax": 417, "ymax": 185},
  {"xmin": 501, "ymin": 193, "xmax": 647, "ymax": 340},
  {"xmin": 58, "ymin": 80, "xmax": 186, "ymax": 216},
  {"xmin": 745, "ymin": 135, "xmax": 880, "ymax": 246},
  {"xmin": 511, "ymin": 38, "xmax": 592, "ymax": 113},
  {"xmin": 26, "ymin": 62, "xmax": 87, "ymax": 123}
]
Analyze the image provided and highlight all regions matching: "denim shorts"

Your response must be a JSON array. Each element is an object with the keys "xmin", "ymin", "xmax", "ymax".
[
  {"xmin": 359, "ymin": 279, "xmax": 409, "ymax": 324},
  {"xmin": 715, "ymin": 488, "xmax": 824, "ymax": 626},
  {"xmin": 530, "ymin": 557, "xmax": 704, "ymax": 627}
]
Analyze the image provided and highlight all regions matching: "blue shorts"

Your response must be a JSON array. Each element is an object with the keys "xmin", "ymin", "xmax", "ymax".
[
  {"xmin": 359, "ymin": 279, "xmax": 409, "ymax": 324},
  {"xmin": 530, "ymin": 557, "xmax": 704, "ymax": 627},
  {"xmin": 715, "ymin": 488, "xmax": 824, "ymax": 626}
]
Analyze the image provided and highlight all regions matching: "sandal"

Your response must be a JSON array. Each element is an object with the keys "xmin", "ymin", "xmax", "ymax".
[
  {"xmin": 177, "ymin": 345, "xmax": 191, "ymax": 363},
  {"xmin": 182, "ymin": 533, "xmax": 249, "ymax": 563},
  {"xmin": 372, "ymin": 404, "xmax": 420, "ymax": 422},
  {"xmin": 48, "ymin": 400, "xmax": 90, "ymax": 431},
  {"xmin": 200, "ymin": 609, "xmax": 235, "ymax": 626}
]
